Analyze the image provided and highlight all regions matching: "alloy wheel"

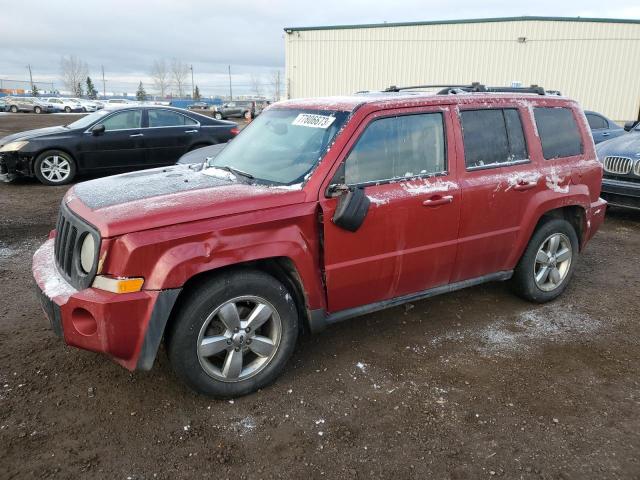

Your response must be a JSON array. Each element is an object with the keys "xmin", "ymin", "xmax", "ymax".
[
  {"xmin": 40, "ymin": 155, "xmax": 71, "ymax": 183},
  {"xmin": 196, "ymin": 296, "xmax": 282, "ymax": 382},
  {"xmin": 533, "ymin": 233, "xmax": 573, "ymax": 292}
]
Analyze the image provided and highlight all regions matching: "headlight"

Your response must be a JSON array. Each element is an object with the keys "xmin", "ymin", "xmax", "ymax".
[
  {"xmin": 0, "ymin": 140, "xmax": 29, "ymax": 152},
  {"xmin": 80, "ymin": 234, "xmax": 96, "ymax": 273}
]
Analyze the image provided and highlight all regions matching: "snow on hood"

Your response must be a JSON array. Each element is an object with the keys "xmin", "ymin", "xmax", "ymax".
[
  {"xmin": 68, "ymin": 164, "xmax": 305, "ymax": 237},
  {"xmin": 596, "ymin": 132, "xmax": 640, "ymax": 160},
  {"xmin": 0, "ymin": 126, "xmax": 68, "ymax": 146}
]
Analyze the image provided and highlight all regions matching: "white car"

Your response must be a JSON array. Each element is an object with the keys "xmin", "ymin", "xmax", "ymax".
[
  {"xmin": 68, "ymin": 98, "xmax": 101, "ymax": 112},
  {"xmin": 106, "ymin": 98, "xmax": 136, "ymax": 105},
  {"xmin": 44, "ymin": 98, "xmax": 84, "ymax": 113}
]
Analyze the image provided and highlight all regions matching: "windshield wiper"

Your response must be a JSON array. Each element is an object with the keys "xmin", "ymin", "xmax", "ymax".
[{"xmin": 214, "ymin": 165, "xmax": 254, "ymax": 180}]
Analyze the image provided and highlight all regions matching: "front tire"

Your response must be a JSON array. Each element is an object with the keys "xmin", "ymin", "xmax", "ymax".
[
  {"xmin": 64, "ymin": 106, "xmax": 71, "ymax": 113},
  {"xmin": 33, "ymin": 150, "xmax": 77, "ymax": 185},
  {"xmin": 34, "ymin": 106, "xmax": 42, "ymax": 114},
  {"xmin": 214, "ymin": 112, "xmax": 223, "ymax": 120},
  {"xmin": 167, "ymin": 270, "xmax": 299, "ymax": 398},
  {"xmin": 10, "ymin": 105, "xmax": 18, "ymax": 113},
  {"xmin": 510, "ymin": 218, "xmax": 579, "ymax": 303}
]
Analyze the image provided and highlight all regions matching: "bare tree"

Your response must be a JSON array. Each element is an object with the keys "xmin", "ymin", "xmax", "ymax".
[
  {"xmin": 60, "ymin": 55, "xmax": 88, "ymax": 95},
  {"xmin": 150, "ymin": 59, "xmax": 170, "ymax": 98},
  {"xmin": 268, "ymin": 70, "xmax": 282, "ymax": 101},
  {"xmin": 250, "ymin": 74, "xmax": 263, "ymax": 97},
  {"xmin": 170, "ymin": 58, "xmax": 189, "ymax": 98}
]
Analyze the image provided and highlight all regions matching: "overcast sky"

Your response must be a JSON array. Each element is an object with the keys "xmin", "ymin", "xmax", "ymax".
[{"xmin": 1, "ymin": 0, "xmax": 639, "ymax": 97}]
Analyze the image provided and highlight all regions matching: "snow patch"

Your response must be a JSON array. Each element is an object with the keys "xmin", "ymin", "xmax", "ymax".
[
  {"xmin": 400, "ymin": 179, "xmax": 458, "ymax": 195},
  {"xmin": 32, "ymin": 240, "xmax": 77, "ymax": 302},
  {"xmin": 545, "ymin": 168, "xmax": 569, "ymax": 193}
]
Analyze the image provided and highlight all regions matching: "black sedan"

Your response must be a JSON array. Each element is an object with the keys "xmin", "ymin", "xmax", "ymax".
[{"xmin": 0, "ymin": 106, "xmax": 239, "ymax": 185}]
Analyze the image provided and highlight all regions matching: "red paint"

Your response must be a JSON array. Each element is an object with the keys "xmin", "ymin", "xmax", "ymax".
[{"xmin": 33, "ymin": 93, "xmax": 606, "ymax": 371}]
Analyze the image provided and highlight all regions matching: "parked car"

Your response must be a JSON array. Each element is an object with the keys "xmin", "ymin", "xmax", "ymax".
[
  {"xmin": 213, "ymin": 101, "xmax": 255, "ymax": 119},
  {"xmin": 45, "ymin": 98, "xmax": 84, "ymax": 113},
  {"xmin": 584, "ymin": 110, "xmax": 625, "ymax": 144},
  {"xmin": 69, "ymin": 98, "xmax": 102, "ymax": 112},
  {"xmin": 596, "ymin": 123, "xmax": 640, "ymax": 209},
  {"xmin": 176, "ymin": 142, "xmax": 226, "ymax": 165},
  {"xmin": 187, "ymin": 102, "xmax": 210, "ymax": 110},
  {"xmin": 5, "ymin": 96, "xmax": 57, "ymax": 114},
  {"xmin": 0, "ymin": 99, "xmax": 7, "ymax": 112},
  {"xmin": 0, "ymin": 106, "xmax": 239, "ymax": 185},
  {"xmin": 32, "ymin": 85, "xmax": 606, "ymax": 397},
  {"xmin": 106, "ymin": 98, "xmax": 135, "ymax": 105}
]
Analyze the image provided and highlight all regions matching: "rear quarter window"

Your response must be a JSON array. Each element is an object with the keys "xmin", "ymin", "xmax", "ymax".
[{"xmin": 534, "ymin": 107, "xmax": 584, "ymax": 159}]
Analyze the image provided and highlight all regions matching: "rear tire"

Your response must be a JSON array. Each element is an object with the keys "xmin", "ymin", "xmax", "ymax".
[
  {"xmin": 33, "ymin": 150, "xmax": 77, "ymax": 186},
  {"xmin": 214, "ymin": 112, "xmax": 223, "ymax": 120},
  {"xmin": 510, "ymin": 218, "xmax": 579, "ymax": 303},
  {"xmin": 64, "ymin": 106, "xmax": 71, "ymax": 113},
  {"xmin": 167, "ymin": 270, "xmax": 299, "ymax": 398},
  {"xmin": 10, "ymin": 105, "xmax": 18, "ymax": 113}
]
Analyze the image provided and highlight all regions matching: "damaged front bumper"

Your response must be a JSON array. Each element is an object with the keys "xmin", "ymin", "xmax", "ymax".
[
  {"xmin": 0, "ymin": 152, "xmax": 34, "ymax": 182},
  {"xmin": 32, "ymin": 238, "xmax": 181, "ymax": 371}
]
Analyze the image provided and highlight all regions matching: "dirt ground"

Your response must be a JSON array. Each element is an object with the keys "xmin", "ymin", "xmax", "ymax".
[{"xmin": 1, "ymin": 113, "xmax": 639, "ymax": 479}]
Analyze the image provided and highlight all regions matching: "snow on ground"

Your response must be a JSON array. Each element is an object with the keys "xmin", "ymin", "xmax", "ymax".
[{"xmin": 430, "ymin": 303, "xmax": 601, "ymax": 357}]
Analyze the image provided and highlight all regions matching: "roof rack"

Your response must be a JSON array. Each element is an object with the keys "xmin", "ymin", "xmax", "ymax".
[{"xmin": 383, "ymin": 82, "xmax": 560, "ymax": 96}]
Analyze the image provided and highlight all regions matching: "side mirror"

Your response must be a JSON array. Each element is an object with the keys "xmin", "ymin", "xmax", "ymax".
[
  {"xmin": 91, "ymin": 123, "xmax": 105, "ymax": 135},
  {"xmin": 332, "ymin": 186, "xmax": 370, "ymax": 232},
  {"xmin": 623, "ymin": 121, "xmax": 637, "ymax": 132}
]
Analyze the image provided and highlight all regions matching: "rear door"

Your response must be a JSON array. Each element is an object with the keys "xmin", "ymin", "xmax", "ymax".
[
  {"xmin": 452, "ymin": 105, "xmax": 542, "ymax": 282},
  {"xmin": 79, "ymin": 109, "xmax": 146, "ymax": 170},
  {"xmin": 586, "ymin": 112, "xmax": 610, "ymax": 144},
  {"xmin": 320, "ymin": 106, "xmax": 461, "ymax": 313},
  {"xmin": 144, "ymin": 109, "xmax": 200, "ymax": 166}
]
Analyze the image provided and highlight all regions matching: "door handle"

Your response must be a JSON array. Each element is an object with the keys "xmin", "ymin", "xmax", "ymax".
[
  {"xmin": 422, "ymin": 195, "xmax": 453, "ymax": 207},
  {"xmin": 602, "ymin": 132, "xmax": 610, "ymax": 137},
  {"xmin": 513, "ymin": 181, "xmax": 537, "ymax": 191},
  {"xmin": 184, "ymin": 130, "xmax": 198, "ymax": 133},
  {"xmin": 129, "ymin": 133, "xmax": 144, "ymax": 137}
]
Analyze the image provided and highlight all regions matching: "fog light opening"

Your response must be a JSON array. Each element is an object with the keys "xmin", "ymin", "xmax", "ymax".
[{"xmin": 71, "ymin": 308, "xmax": 97, "ymax": 336}]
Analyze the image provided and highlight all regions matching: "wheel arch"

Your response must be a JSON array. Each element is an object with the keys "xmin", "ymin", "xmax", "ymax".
[
  {"xmin": 165, "ymin": 257, "xmax": 313, "ymax": 339},
  {"xmin": 511, "ymin": 202, "xmax": 588, "ymax": 269}
]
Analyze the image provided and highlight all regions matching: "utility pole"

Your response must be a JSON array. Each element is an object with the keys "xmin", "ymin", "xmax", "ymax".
[
  {"xmin": 27, "ymin": 64, "xmax": 34, "ymax": 93},
  {"xmin": 228, "ymin": 65, "xmax": 232, "ymax": 101},
  {"xmin": 190, "ymin": 65, "xmax": 195, "ymax": 100},
  {"xmin": 101, "ymin": 65, "xmax": 106, "ymax": 98}
]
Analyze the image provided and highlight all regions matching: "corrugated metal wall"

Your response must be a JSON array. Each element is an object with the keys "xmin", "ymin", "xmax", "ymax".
[{"xmin": 285, "ymin": 19, "xmax": 640, "ymax": 123}]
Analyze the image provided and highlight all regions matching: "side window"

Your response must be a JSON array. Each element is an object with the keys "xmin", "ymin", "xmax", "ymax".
[
  {"xmin": 345, "ymin": 112, "xmax": 446, "ymax": 185},
  {"xmin": 460, "ymin": 109, "xmax": 528, "ymax": 169},
  {"xmin": 586, "ymin": 114, "xmax": 607, "ymax": 130},
  {"xmin": 534, "ymin": 107, "xmax": 583, "ymax": 159},
  {"xmin": 148, "ymin": 109, "xmax": 197, "ymax": 127},
  {"xmin": 102, "ymin": 110, "xmax": 142, "ymax": 131}
]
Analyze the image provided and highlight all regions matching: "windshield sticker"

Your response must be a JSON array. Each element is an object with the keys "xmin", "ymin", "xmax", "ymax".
[{"xmin": 292, "ymin": 113, "xmax": 336, "ymax": 129}]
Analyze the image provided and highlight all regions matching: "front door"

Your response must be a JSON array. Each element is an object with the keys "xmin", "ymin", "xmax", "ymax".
[
  {"xmin": 80, "ymin": 109, "xmax": 146, "ymax": 170},
  {"xmin": 320, "ymin": 106, "xmax": 461, "ymax": 313}
]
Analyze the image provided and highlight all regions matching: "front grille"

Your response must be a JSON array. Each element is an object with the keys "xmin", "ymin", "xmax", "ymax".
[
  {"xmin": 54, "ymin": 202, "xmax": 100, "ymax": 290},
  {"xmin": 634, "ymin": 159, "xmax": 640, "ymax": 177},
  {"xmin": 603, "ymin": 156, "xmax": 633, "ymax": 175}
]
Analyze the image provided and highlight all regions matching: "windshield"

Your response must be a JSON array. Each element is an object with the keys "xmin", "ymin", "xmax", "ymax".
[
  {"xmin": 65, "ymin": 110, "xmax": 110, "ymax": 130},
  {"xmin": 205, "ymin": 109, "xmax": 349, "ymax": 185}
]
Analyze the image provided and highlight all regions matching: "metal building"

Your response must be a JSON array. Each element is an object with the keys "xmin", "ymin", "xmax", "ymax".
[{"xmin": 284, "ymin": 16, "xmax": 640, "ymax": 123}]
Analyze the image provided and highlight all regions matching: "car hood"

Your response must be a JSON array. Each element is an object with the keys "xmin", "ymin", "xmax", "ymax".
[
  {"xmin": 596, "ymin": 132, "xmax": 640, "ymax": 159},
  {"xmin": 65, "ymin": 164, "xmax": 306, "ymax": 237},
  {"xmin": 0, "ymin": 126, "xmax": 70, "ymax": 146}
]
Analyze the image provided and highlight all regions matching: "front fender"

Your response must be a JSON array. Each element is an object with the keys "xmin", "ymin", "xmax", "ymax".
[{"xmin": 101, "ymin": 203, "xmax": 327, "ymax": 311}]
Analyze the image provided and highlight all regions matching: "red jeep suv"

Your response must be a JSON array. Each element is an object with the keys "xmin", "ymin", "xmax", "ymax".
[{"xmin": 33, "ymin": 84, "xmax": 607, "ymax": 397}]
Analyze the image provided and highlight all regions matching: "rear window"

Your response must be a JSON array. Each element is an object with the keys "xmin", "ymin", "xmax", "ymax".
[
  {"xmin": 534, "ymin": 107, "xmax": 583, "ymax": 159},
  {"xmin": 460, "ymin": 109, "xmax": 528, "ymax": 169}
]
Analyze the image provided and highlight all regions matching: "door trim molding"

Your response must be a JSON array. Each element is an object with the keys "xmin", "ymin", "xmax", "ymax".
[{"xmin": 308, "ymin": 270, "xmax": 513, "ymax": 333}]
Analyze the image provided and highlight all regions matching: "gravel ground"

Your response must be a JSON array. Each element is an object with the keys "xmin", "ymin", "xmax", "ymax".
[{"xmin": 1, "ymin": 114, "xmax": 639, "ymax": 479}]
